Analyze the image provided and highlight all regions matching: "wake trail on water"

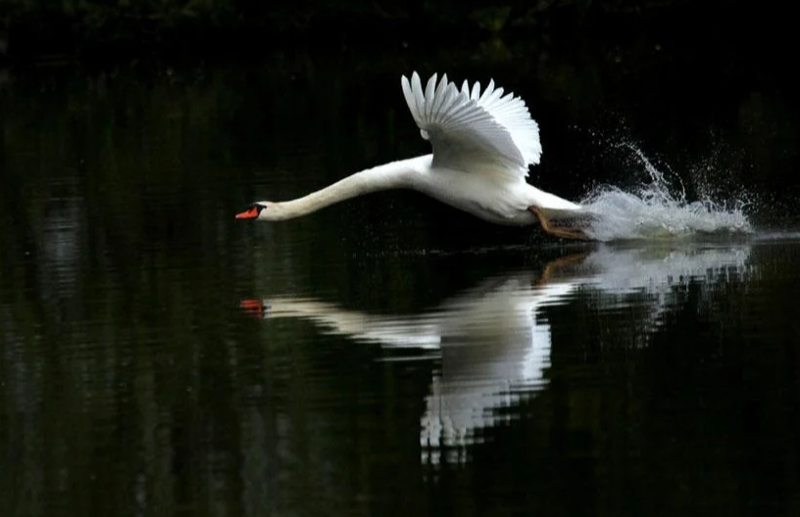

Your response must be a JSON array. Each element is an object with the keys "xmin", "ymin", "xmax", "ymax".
[{"xmin": 579, "ymin": 143, "xmax": 754, "ymax": 242}]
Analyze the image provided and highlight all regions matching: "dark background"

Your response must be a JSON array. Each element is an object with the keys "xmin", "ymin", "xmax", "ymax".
[
  {"xmin": 3, "ymin": 0, "xmax": 798, "ymax": 222},
  {"xmin": 3, "ymin": 3, "xmax": 800, "ymax": 517}
]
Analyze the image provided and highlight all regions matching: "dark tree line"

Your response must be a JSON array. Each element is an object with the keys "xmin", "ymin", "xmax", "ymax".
[{"xmin": 2, "ymin": 0, "xmax": 767, "ymax": 62}]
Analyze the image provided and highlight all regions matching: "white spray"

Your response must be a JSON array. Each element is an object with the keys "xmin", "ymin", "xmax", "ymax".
[{"xmin": 580, "ymin": 143, "xmax": 753, "ymax": 241}]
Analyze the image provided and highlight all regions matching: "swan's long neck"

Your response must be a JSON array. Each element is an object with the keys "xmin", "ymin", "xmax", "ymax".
[{"xmin": 269, "ymin": 157, "xmax": 426, "ymax": 220}]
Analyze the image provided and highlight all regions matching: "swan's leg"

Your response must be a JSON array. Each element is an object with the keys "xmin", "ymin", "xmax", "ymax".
[{"xmin": 530, "ymin": 207, "xmax": 589, "ymax": 240}]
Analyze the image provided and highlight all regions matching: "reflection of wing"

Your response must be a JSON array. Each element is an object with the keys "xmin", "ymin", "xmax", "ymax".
[
  {"xmin": 248, "ymin": 243, "xmax": 753, "ymax": 464},
  {"xmin": 254, "ymin": 269, "xmax": 588, "ymax": 459},
  {"xmin": 421, "ymin": 280, "xmax": 578, "ymax": 456}
]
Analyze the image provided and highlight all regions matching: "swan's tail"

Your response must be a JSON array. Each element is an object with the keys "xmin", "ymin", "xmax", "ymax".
[{"xmin": 533, "ymin": 189, "xmax": 584, "ymax": 220}]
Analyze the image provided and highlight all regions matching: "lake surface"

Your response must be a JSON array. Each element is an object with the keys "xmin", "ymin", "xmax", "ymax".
[{"xmin": 2, "ymin": 39, "xmax": 800, "ymax": 516}]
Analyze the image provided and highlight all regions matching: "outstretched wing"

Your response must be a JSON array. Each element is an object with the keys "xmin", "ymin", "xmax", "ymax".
[{"xmin": 401, "ymin": 71, "xmax": 542, "ymax": 181}]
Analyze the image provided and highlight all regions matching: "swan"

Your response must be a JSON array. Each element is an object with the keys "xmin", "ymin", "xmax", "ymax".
[{"xmin": 236, "ymin": 72, "xmax": 587, "ymax": 239}]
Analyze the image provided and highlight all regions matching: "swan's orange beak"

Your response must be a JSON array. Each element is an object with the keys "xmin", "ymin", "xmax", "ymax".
[
  {"xmin": 236, "ymin": 206, "xmax": 260, "ymax": 219},
  {"xmin": 240, "ymin": 299, "xmax": 267, "ymax": 318}
]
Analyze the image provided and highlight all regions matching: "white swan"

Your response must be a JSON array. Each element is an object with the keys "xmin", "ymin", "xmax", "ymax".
[{"xmin": 236, "ymin": 72, "xmax": 587, "ymax": 239}]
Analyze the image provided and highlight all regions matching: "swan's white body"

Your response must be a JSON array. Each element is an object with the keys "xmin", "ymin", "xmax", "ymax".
[{"xmin": 237, "ymin": 72, "xmax": 582, "ymax": 229}]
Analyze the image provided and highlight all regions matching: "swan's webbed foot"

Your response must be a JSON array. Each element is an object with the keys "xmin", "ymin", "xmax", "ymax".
[{"xmin": 530, "ymin": 207, "xmax": 590, "ymax": 241}]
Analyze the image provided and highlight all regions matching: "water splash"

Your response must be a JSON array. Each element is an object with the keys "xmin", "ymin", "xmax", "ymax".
[{"xmin": 580, "ymin": 143, "xmax": 753, "ymax": 241}]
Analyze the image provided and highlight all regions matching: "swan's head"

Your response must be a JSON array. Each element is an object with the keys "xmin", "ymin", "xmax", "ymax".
[
  {"xmin": 240, "ymin": 299, "xmax": 270, "ymax": 319},
  {"xmin": 235, "ymin": 202, "xmax": 281, "ymax": 221}
]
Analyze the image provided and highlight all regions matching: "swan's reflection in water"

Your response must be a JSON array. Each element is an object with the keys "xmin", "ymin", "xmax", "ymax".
[{"xmin": 244, "ymin": 243, "xmax": 752, "ymax": 464}]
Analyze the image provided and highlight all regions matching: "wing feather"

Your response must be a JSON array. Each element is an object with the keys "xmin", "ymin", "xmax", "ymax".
[
  {"xmin": 401, "ymin": 72, "xmax": 542, "ymax": 180},
  {"xmin": 430, "ymin": 73, "xmax": 450, "ymax": 121},
  {"xmin": 424, "ymin": 74, "xmax": 437, "ymax": 114},
  {"xmin": 471, "ymin": 81, "xmax": 481, "ymax": 101}
]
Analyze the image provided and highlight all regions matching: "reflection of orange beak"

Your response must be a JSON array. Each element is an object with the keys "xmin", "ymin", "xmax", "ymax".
[
  {"xmin": 240, "ymin": 299, "xmax": 266, "ymax": 318},
  {"xmin": 236, "ymin": 206, "xmax": 260, "ymax": 219}
]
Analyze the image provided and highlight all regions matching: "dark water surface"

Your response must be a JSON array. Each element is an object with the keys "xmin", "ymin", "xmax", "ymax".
[{"xmin": 2, "ymin": 42, "xmax": 800, "ymax": 516}]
